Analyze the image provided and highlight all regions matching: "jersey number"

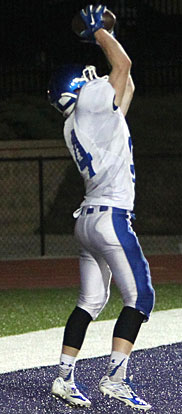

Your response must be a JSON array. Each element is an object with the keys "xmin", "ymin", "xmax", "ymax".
[
  {"xmin": 71, "ymin": 129, "xmax": 96, "ymax": 179},
  {"xmin": 128, "ymin": 136, "xmax": 136, "ymax": 183}
]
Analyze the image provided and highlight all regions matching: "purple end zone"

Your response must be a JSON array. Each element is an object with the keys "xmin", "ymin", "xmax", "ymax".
[{"xmin": 0, "ymin": 343, "xmax": 181, "ymax": 413}]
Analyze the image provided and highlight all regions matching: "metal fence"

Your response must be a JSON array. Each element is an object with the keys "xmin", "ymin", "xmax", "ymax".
[
  {"xmin": 0, "ymin": 0, "xmax": 181, "ymax": 97},
  {"xmin": 0, "ymin": 154, "xmax": 181, "ymax": 260}
]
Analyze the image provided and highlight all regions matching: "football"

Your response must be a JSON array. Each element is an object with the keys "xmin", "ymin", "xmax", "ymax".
[{"xmin": 72, "ymin": 9, "xmax": 116, "ymax": 38}]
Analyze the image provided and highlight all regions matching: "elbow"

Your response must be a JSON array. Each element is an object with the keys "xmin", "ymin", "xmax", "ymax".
[
  {"xmin": 117, "ymin": 56, "xmax": 132, "ymax": 75},
  {"xmin": 125, "ymin": 55, "xmax": 132, "ymax": 70},
  {"xmin": 127, "ymin": 56, "xmax": 132, "ymax": 69}
]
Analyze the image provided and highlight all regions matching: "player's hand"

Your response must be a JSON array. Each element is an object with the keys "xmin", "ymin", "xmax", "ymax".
[{"xmin": 80, "ymin": 4, "xmax": 106, "ymax": 42}]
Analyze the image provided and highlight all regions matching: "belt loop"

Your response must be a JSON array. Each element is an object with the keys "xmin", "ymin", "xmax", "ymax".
[
  {"xmin": 87, "ymin": 207, "xmax": 94, "ymax": 214},
  {"xmin": 99, "ymin": 206, "xmax": 108, "ymax": 212}
]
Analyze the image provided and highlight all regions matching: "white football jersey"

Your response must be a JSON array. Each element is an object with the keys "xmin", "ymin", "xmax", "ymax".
[{"xmin": 64, "ymin": 78, "xmax": 135, "ymax": 210}]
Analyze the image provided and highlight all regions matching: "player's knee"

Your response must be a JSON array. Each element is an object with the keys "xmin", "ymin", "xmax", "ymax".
[
  {"xmin": 137, "ymin": 284, "xmax": 155, "ymax": 320},
  {"xmin": 123, "ymin": 284, "xmax": 155, "ymax": 321},
  {"xmin": 77, "ymin": 292, "xmax": 110, "ymax": 320}
]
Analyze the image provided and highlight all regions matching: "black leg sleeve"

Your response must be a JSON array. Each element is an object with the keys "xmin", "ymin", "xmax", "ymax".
[
  {"xmin": 113, "ymin": 306, "xmax": 145, "ymax": 344},
  {"xmin": 63, "ymin": 306, "xmax": 92, "ymax": 350}
]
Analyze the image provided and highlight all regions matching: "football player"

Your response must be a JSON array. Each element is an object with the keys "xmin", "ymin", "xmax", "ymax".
[{"xmin": 48, "ymin": 4, "xmax": 155, "ymax": 411}]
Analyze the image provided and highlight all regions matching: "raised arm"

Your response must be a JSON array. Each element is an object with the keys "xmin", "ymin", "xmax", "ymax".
[
  {"xmin": 94, "ymin": 29, "xmax": 132, "ymax": 111},
  {"xmin": 80, "ymin": 5, "xmax": 134, "ymax": 115}
]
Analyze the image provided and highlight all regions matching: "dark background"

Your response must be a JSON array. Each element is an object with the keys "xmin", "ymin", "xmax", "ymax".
[
  {"xmin": 0, "ymin": 0, "xmax": 181, "ymax": 95},
  {"xmin": 0, "ymin": 0, "xmax": 182, "ymax": 256}
]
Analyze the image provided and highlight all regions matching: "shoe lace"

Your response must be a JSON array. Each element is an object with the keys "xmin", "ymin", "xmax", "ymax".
[
  {"xmin": 123, "ymin": 376, "xmax": 137, "ymax": 396},
  {"xmin": 74, "ymin": 381, "xmax": 90, "ymax": 397},
  {"xmin": 111, "ymin": 376, "xmax": 147, "ymax": 406},
  {"xmin": 67, "ymin": 381, "xmax": 89, "ymax": 401}
]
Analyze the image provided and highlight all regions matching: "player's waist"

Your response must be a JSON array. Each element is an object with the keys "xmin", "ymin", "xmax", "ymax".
[{"xmin": 80, "ymin": 205, "xmax": 132, "ymax": 216}]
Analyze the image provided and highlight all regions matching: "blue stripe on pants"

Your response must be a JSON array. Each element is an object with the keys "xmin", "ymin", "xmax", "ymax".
[{"xmin": 112, "ymin": 212, "xmax": 155, "ymax": 320}]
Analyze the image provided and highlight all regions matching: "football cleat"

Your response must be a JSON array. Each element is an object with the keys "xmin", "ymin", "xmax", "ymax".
[
  {"xmin": 51, "ymin": 376, "xmax": 91, "ymax": 407},
  {"xmin": 99, "ymin": 375, "xmax": 151, "ymax": 411}
]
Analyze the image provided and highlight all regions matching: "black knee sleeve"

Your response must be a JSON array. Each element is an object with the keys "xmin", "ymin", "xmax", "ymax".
[
  {"xmin": 63, "ymin": 306, "xmax": 92, "ymax": 350},
  {"xmin": 113, "ymin": 306, "xmax": 145, "ymax": 344}
]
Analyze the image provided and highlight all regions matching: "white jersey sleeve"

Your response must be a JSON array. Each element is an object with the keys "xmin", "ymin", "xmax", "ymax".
[{"xmin": 76, "ymin": 79, "xmax": 116, "ymax": 113}]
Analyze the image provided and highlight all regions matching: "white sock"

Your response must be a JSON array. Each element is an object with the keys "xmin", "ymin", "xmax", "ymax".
[
  {"xmin": 59, "ymin": 353, "xmax": 76, "ymax": 382},
  {"xmin": 107, "ymin": 351, "xmax": 129, "ymax": 381}
]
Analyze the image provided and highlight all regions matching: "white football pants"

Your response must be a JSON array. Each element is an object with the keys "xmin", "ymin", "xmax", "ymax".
[{"xmin": 74, "ymin": 206, "xmax": 155, "ymax": 321}]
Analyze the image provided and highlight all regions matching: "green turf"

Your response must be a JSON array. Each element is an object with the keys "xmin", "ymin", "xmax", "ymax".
[{"xmin": 0, "ymin": 283, "xmax": 181, "ymax": 337}]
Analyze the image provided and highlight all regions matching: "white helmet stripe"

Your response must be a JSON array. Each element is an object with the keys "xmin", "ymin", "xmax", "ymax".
[
  {"xmin": 61, "ymin": 92, "xmax": 78, "ymax": 98},
  {"xmin": 59, "ymin": 96, "xmax": 71, "ymax": 105}
]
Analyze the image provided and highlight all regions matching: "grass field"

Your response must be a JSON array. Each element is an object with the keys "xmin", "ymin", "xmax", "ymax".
[{"xmin": 0, "ymin": 283, "xmax": 181, "ymax": 338}]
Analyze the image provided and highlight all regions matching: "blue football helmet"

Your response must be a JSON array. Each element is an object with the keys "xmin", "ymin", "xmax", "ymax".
[{"xmin": 47, "ymin": 64, "xmax": 108, "ymax": 117}]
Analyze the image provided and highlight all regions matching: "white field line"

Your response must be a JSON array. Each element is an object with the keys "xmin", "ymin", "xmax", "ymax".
[{"xmin": 0, "ymin": 309, "xmax": 182, "ymax": 374}]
